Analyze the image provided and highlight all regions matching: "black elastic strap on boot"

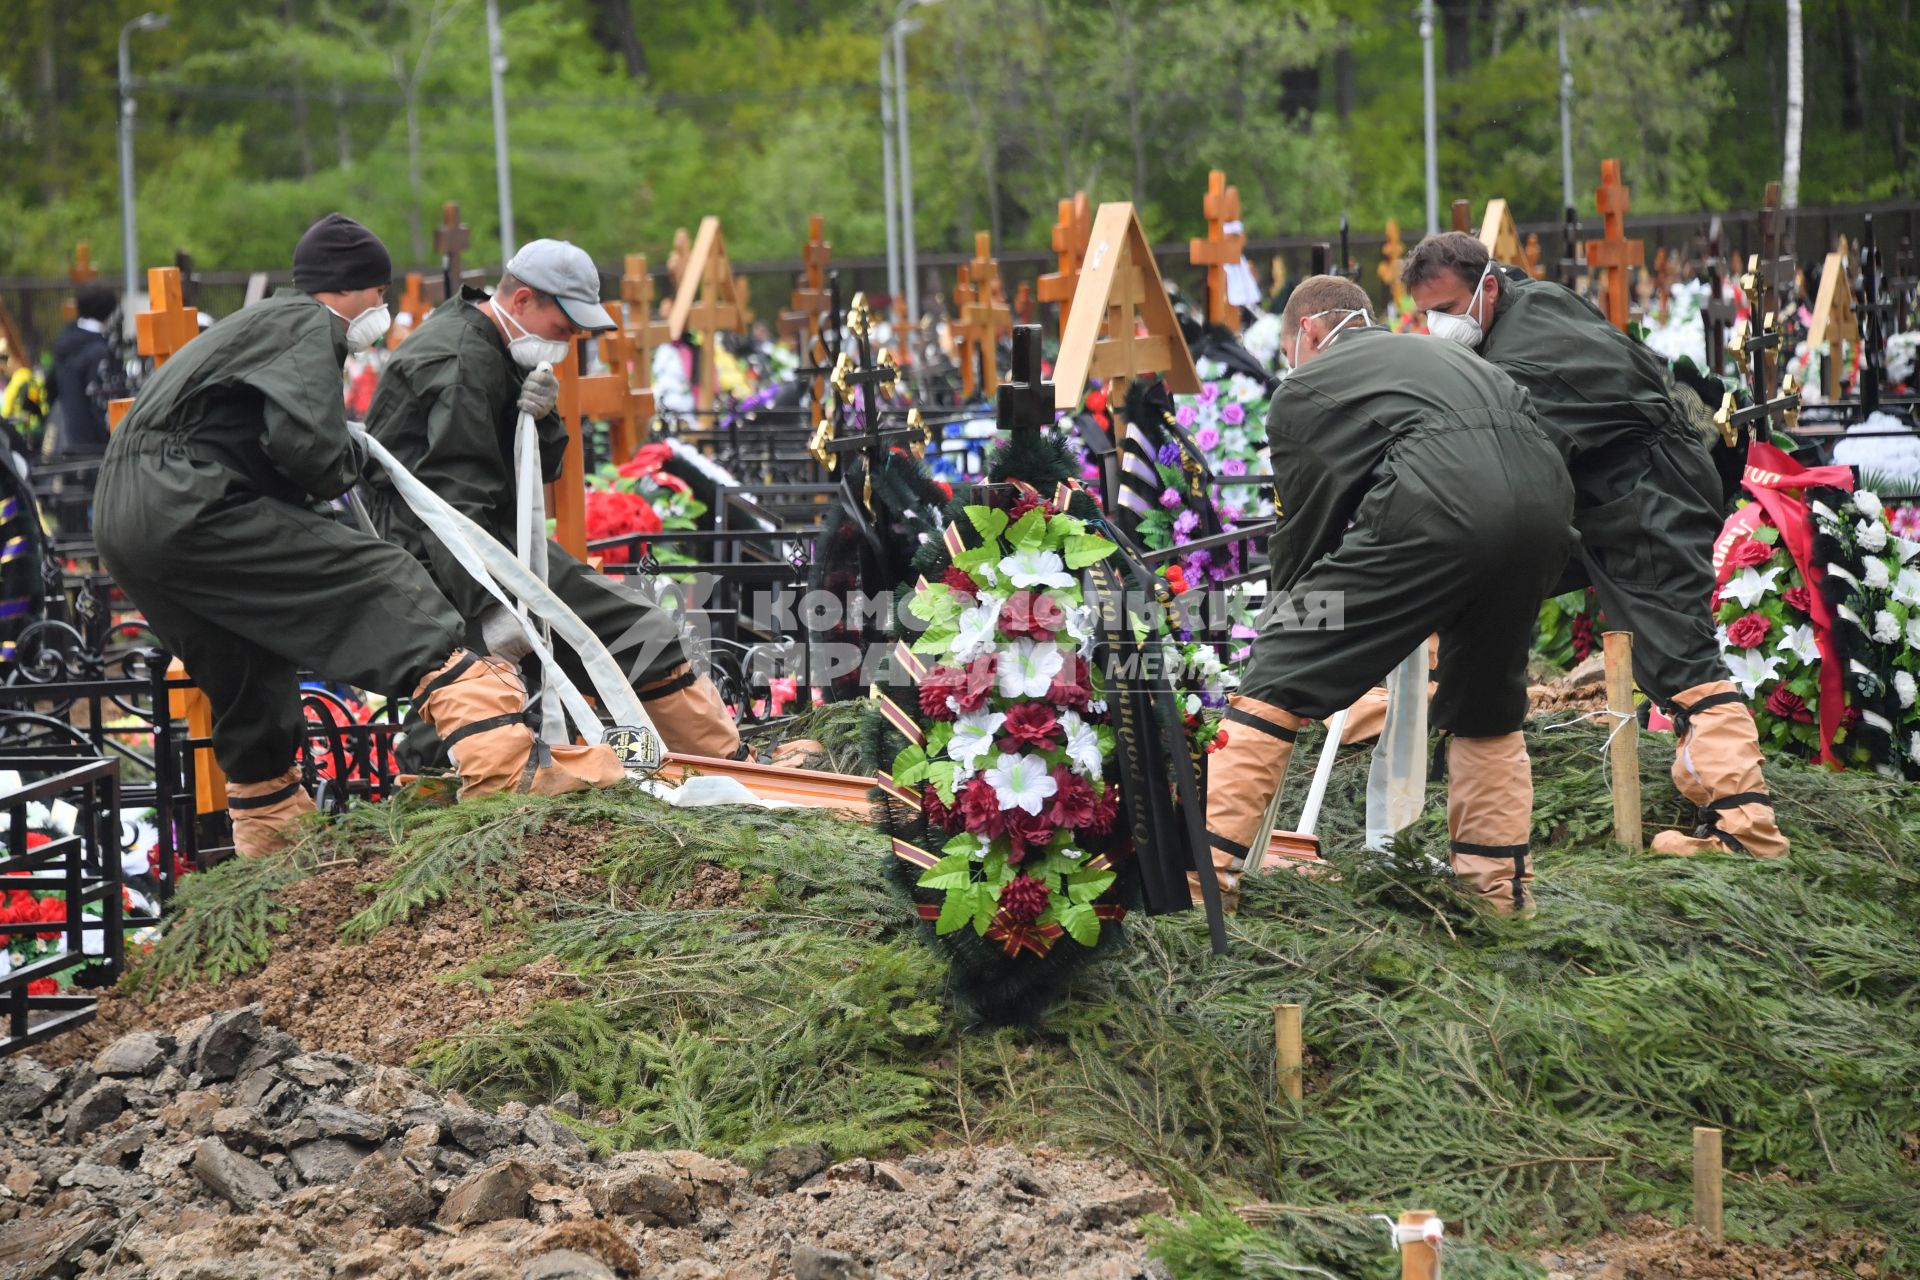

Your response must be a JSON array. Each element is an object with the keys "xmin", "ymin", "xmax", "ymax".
[
  {"xmin": 1668, "ymin": 690, "xmax": 1746, "ymax": 740},
  {"xmin": 229, "ymin": 779, "xmax": 303, "ymax": 810},
  {"xmin": 637, "ymin": 668, "xmax": 698, "ymax": 701},
  {"xmin": 414, "ymin": 652, "xmax": 481, "ymax": 703},
  {"xmin": 1225, "ymin": 708, "xmax": 1297, "ymax": 741},
  {"xmin": 1207, "ymin": 829, "xmax": 1250, "ymax": 871},
  {"xmin": 441, "ymin": 712, "xmax": 534, "ymax": 751},
  {"xmin": 1432, "ymin": 731, "xmax": 1454, "ymax": 783},
  {"xmin": 1451, "ymin": 840, "xmax": 1530, "ymax": 909},
  {"xmin": 1689, "ymin": 791, "xmax": 1774, "ymax": 853}
]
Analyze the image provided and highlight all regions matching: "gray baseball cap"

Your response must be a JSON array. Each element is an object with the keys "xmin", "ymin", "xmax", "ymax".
[{"xmin": 504, "ymin": 238, "xmax": 615, "ymax": 332}]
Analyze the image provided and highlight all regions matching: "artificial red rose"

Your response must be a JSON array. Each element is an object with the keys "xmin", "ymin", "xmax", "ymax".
[
  {"xmin": 25, "ymin": 978, "xmax": 56, "ymax": 997},
  {"xmin": 998, "ymin": 874, "xmax": 1051, "ymax": 925},
  {"xmin": 942, "ymin": 567, "xmax": 980, "ymax": 601},
  {"xmin": 1008, "ymin": 493, "xmax": 1048, "ymax": 524},
  {"xmin": 1729, "ymin": 538, "xmax": 1775, "ymax": 568},
  {"xmin": 1005, "ymin": 809, "xmax": 1057, "ymax": 862},
  {"xmin": 1046, "ymin": 656, "xmax": 1091, "ymax": 710},
  {"xmin": 954, "ymin": 656, "xmax": 997, "ymax": 714},
  {"xmin": 1764, "ymin": 685, "xmax": 1814, "ymax": 723},
  {"xmin": 1001, "ymin": 703, "xmax": 1062, "ymax": 752},
  {"xmin": 917, "ymin": 666, "xmax": 963, "ymax": 721},
  {"xmin": 1085, "ymin": 783, "xmax": 1120, "ymax": 835},
  {"xmin": 999, "ymin": 590, "xmax": 1066, "ymax": 641},
  {"xmin": 1047, "ymin": 766, "xmax": 1096, "ymax": 828},
  {"xmin": 1782, "ymin": 586, "xmax": 1812, "ymax": 614},
  {"xmin": 1725, "ymin": 613, "xmax": 1772, "ymax": 649},
  {"xmin": 24, "ymin": 832, "xmax": 49, "ymax": 849},
  {"xmin": 934, "ymin": 481, "xmax": 955, "ymax": 501},
  {"xmin": 958, "ymin": 775, "xmax": 1008, "ymax": 838},
  {"xmin": 35, "ymin": 895, "xmax": 64, "ymax": 940},
  {"xmin": 617, "ymin": 441, "xmax": 675, "ymax": 479},
  {"xmin": 922, "ymin": 788, "xmax": 963, "ymax": 832},
  {"xmin": 1164, "ymin": 565, "xmax": 1189, "ymax": 595}
]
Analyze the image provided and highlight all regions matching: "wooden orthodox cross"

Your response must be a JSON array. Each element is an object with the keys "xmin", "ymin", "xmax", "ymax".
[
  {"xmin": 961, "ymin": 232, "xmax": 1013, "ymax": 396},
  {"xmin": 779, "ymin": 216, "xmax": 833, "ymax": 402},
  {"xmin": 1052, "ymin": 202, "xmax": 1201, "ymax": 415},
  {"xmin": 1188, "ymin": 170, "xmax": 1246, "ymax": 332},
  {"xmin": 106, "ymin": 267, "xmax": 201, "ymax": 429},
  {"xmin": 1037, "ymin": 193, "xmax": 1092, "ymax": 334},
  {"xmin": 620, "ymin": 253, "xmax": 675, "ymax": 439},
  {"xmin": 1378, "ymin": 219, "xmax": 1408, "ymax": 309},
  {"xmin": 1584, "ymin": 160, "xmax": 1645, "ymax": 332},
  {"xmin": 435, "ymin": 202, "xmax": 470, "ymax": 301}
]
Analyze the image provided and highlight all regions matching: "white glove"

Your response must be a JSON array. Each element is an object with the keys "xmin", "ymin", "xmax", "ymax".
[
  {"xmin": 518, "ymin": 365, "xmax": 560, "ymax": 418},
  {"xmin": 479, "ymin": 606, "xmax": 533, "ymax": 664}
]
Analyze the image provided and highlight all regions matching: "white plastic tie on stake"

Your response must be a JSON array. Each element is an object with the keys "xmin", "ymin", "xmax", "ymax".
[{"xmin": 1371, "ymin": 1213, "xmax": 1447, "ymax": 1249}]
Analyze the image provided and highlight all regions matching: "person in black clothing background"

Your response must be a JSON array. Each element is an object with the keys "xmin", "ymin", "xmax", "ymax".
[{"xmin": 46, "ymin": 284, "xmax": 121, "ymax": 459}]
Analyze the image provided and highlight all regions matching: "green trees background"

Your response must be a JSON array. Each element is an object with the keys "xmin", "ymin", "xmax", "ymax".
[{"xmin": 2, "ymin": 0, "xmax": 1914, "ymax": 277}]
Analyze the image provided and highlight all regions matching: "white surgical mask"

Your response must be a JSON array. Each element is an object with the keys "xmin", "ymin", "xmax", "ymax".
[
  {"xmin": 328, "ymin": 303, "xmax": 391, "ymax": 353},
  {"xmin": 496, "ymin": 301, "xmax": 571, "ymax": 369},
  {"xmin": 1287, "ymin": 307, "xmax": 1371, "ymax": 372},
  {"xmin": 1425, "ymin": 263, "xmax": 1493, "ymax": 348}
]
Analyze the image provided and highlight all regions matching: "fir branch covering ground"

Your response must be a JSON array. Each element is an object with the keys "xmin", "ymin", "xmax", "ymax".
[{"xmin": 126, "ymin": 713, "xmax": 1920, "ymax": 1277}]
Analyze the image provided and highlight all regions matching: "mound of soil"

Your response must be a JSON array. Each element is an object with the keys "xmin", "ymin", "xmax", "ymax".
[{"xmin": 1539, "ymin": 1215, "xmax": 1893, "ymax": 1279}]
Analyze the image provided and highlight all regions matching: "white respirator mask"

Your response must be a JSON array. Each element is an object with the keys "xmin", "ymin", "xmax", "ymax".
[
  {"xmin": 1286, "ymin": 307, "xmax": 1371, "ymax": 373},
  {"xmin": 1425, "ymin": 263, "xmax": 1493, "ymax": 348},
  {"xmin": 498, "ymin": 301, "xmax": 571, "ymax": 370},
  {"xmin": 329, "ymin": 303, "xmax": 391, "ymax": 353}
]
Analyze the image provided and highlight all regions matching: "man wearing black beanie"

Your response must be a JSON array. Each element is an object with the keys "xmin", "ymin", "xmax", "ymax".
[{"xmin": 96, "ymin": 213, "xmax": 621, "ymax": 858}]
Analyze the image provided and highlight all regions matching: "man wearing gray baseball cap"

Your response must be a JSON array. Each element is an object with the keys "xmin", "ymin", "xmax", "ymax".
[{"xmin": 364, "ymin": 238, "xmax": 741, "ymax": 764}]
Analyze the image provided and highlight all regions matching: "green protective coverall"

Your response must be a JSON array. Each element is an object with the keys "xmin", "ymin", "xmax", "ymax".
[
  {"xmin": 95, "ymin": 290, "xmax": 467, "ymax": 785},
  {"xmin": 362, "ymin": 291, "xmax": 726, "ymax": 753},
  {"xmin": 1202, "ymin": 325, "xmax": 1574, "ymax": 916},
  {"xmin": 1478, "ymin": 265, "xmax": 1725, "ymax": 698},
  {"xmin": 1475, "ymin": 266, "xmax": 1786, "ymax": 860}
]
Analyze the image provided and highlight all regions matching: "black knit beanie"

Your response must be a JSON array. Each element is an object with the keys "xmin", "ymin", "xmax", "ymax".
[{"xmin": 292, "ymin": 213, "xmax": 393, "ymax": 293}]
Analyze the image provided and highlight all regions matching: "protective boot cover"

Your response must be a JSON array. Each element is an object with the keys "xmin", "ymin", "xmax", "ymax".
[
  {"xmin": 414, "ymin": 651, "xmax": 538, "ymax": 798},
  {"xmin": 638, "ymin": 664, "xmax": 742, "ymax": 759},
  {"xmin": 1447, "ymin": 732, "xmax": 1535, "ymax": 915},
  {"xmin": 1332, "ymin": 637, "xmax": 1439, "ymax": 745},
  {"xmin": 228, "ymin": 766, "xmax": 317, "ymax": 859},
  {"xmin": 1651, "ymin": 679, "xmax": 1789, "ymax": 859},
  {"xmin": 1200, "ymin": 694, "xmax": 1304, "ymax": 909}
]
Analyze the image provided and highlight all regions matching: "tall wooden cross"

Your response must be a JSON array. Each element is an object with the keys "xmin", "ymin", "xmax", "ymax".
[
  {"xmin": 107, "ymin": 266, "xmax": 201, "ymax": 429},
  {"xmin": 1450, "ymin": 200, "xmax": 1473, "ymax": 234},
  {"xmin": 1650, "ymin": 245, "xmax": 1676, "ymax": 322},
  {"xmin": 435, "ymin": 202, "xmax": 470, "ymax": 300},
  {"xmin": 666, "ymin": 216, "xmax": 748, "ymax": 414},
  {"xmin": 1188, "ymin": 170, "xmax": 1246, "ymax": 332},
  {"xmin": 1751, "ymin": 182, "xmax": 1798, "ymax": 323},
  {"xmin": 63, "ymin": 242, "xmax": 96, "ymax": 323},
  {"xmin": 1378, "ymin": 219, "xmax": 1409, "ymax": 309},
  {"xmin": 1584, "ymin": 159, "xmax": 1645, "ymax": 332},
  {"xmin": 1037, "ymin": 193, "xmax": 1092, "ymax": 335},
  {"xmin": 779, "ymin": 218, "xmax": 833, "ymax": 405},
  {"xmin": 1805, "ymin": 246, "xmax": 1862, "ymax": 401},
  {"xmin": 960, "ymin": 232, "xmax": 1013, "ymax": 396},
  {"xmin": 387, "ymin": 273, "xmax": 429, "ymax": 349},
  {"xmin": 551, "ymin": 299, "xmax": 646, "ymax": 557},
  {"xmin": 1052, "ymin": 202, "xmax": 1201, "ymax": 416},
  {"xmin": 619, "ymin": 253, "xmax": 675, "ymax": 440},
  {"xmin": 952, "ymin": 263, "xmax": 979, "ymax": 399}
]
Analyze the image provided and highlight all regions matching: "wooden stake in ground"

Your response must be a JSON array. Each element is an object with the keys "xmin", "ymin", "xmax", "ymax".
[
  {"xmin": 107, "ymin": 266, "xmax": 201, "ymax": 430},
  {"xmin": 1585, "ymin": 161, "xmax": 1645, "ymax": 332},
  {"xmin": 1272, "ymin": 1004, "xmax": 1303, "ymax": 1102},
  {"xmin": 666, "ymin": 216, "xmax": 748, "ymax": 415},
  {"xmin": 1603, "ymin": 630, "xmax": 1642, "ymax": 850},
  {"xmin": 1188, "ymin": 170, "xmax": 1246, "ymax": 332},
  {"xmin": 1037, "ymin": 194, "xmax": 1092, "ymax": 335},
  {"xmin": 1052, "ymin": 202, "xmax": 1201, "ymax": 415},
  {"xmin": 1693, "ymin": 1126, "xmax": 1724, "ymax": 1241},
  {"xmin": 1398, "ymin": 1211, "xmax": 1441, "ymax": 1280}
]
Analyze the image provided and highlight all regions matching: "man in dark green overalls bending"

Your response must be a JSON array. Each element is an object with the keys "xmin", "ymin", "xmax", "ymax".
[
  {"xmin": 1203, "ymin": 275, "xmax": 1575, "ymax": 914},
  {"xmin": 97, "ymin": 214, "xmax": 618, "ymax": 858},
  {"xmin": 363, "ymin": 239, "xmax": 737, "ymax": 761},
  {"xmin": 1404, "ymin": 232, "xmax": 1786, "ymax": 860}
]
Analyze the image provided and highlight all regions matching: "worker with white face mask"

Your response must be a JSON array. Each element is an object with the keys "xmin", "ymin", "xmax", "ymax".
[
  {"xmin": 1404, "ymin": 231, "xmax": 1786, "ymax": 862},
  {"xmin": 364, "ymin": 239, "xmax": 739, "ymax": 763},
  {"xmin": 1201, "ymin": 275, "xmax": 1574, "ymax": 917}
]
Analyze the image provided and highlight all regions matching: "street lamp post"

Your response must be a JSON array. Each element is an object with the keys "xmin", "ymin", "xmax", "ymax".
[
  {"xmin": 1558, "ymin": 15, "xmax": 1575, "ymax": 214},
  {"xmin": 118, "ymin": 11, "xmax": 171, "ymax": 308},
  {"xmin": 879, "ymin": 41, "xmax": 901, "ymax": 307},
  {"xmin": 891, "ymin": 0, "xmax": 941, "ymax": 327},
  {"xmin": 1420, "ymin": 0, "xmax": 1438, "ymax": 235},
  {"xmin": 485, "ymin": 0, "xmax": 516, "ymax": 261}
]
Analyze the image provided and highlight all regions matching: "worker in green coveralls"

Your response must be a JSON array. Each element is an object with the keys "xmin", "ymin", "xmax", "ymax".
[
  {"xmin": 362, "ymin": 238, "xmax": 738, "ymax": 761},
  {"xmin": 1202, "ymin": 275, "xmax": 1574, "ymax": 915},
  {"xmin": 1404, "ymin": 232, "xmax": 1786, "ymax": 860},
  {"xmin": 95, "ymin": 214, "xmax": 619, "ymax": 858}
]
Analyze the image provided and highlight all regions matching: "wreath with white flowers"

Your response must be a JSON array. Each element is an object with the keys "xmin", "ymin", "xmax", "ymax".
[{"xmin": 880, "ymin": 494, "xmax": 1129, "ymax": 958}]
